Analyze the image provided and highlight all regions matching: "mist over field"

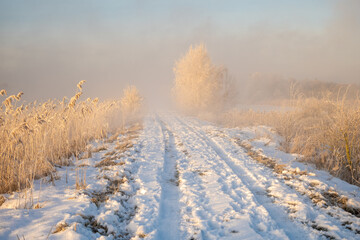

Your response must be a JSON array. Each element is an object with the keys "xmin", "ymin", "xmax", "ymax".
[
  {"xmin": 0, "ymin": 0, "xmax": 359, "ymax": 106},
  {"xmin": 2, "ymin": 1, "xmax": 360, "ymax": 239}
]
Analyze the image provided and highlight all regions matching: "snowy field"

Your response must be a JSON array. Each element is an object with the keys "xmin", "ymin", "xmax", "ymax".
[{"xmin": 1, "ymin": 113, "xmax": 360, "ymax": 240}]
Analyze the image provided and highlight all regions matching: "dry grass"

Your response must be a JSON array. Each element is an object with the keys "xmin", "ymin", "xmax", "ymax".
[
  {"xmin": 0, "ymin": 81, "xmax": 128, "ymax": 194},
  {"xmin": 115, "ymin": 141, "xmax": 134, "ymax": 153},
  {"xmin": 0, "ymin": 195, "xmax": 5, "ymax": 207},
  {"xmin": 95, "ymin": 158, "xmax": 125, "ymax": 168},
  {"xmin": 52, "ymin": 222, "xmax": 69, "ymax": 234},
  {"xmin": 239, "ymin": 134, "xmax": 360, "ymax": 217},
  {"xmin": 223, "ymin": 95, "xmax": 360, "ymax": 185}
]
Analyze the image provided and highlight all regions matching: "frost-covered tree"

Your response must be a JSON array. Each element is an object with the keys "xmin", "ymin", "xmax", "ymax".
[{"xmin": 173, "ymin": 44, "xmax": 236, "ymax": 115}]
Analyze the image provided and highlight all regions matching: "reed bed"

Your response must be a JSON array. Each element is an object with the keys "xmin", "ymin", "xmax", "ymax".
[
  {"xmin": 223, "ymin": 97, "xmax": 360, "ymax": 185},
  {"xmin": 0, "ymin": 81, "xmax": 124, "ymax": 193}
]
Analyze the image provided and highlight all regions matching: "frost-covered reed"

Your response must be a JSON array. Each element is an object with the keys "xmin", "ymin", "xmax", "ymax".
[{"xmin": 0, "ymin": 81, "xmax": 125, "ymax": 193}]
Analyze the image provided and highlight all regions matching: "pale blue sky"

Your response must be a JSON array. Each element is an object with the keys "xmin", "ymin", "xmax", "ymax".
[
  {"xmin": 0, "ymin": 0, "xmax": 358, "ymax": 103},
  {"xmin": 0, "ymin": 0, "xmax": 332, "ymax": 37}
]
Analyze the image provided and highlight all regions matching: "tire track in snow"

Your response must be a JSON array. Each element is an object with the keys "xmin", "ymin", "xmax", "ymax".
[
  {"xmin": 162, "ymin": 114, "xmax": 290, "ymax": 240},
  {"xmin": 184, "ymin": 116, "xmax": 360, "ymax": 240},
  {"xmin": 173, "ymin": 116, "xmax": 320, "ymax": 240},
  {"xmin": 128, "ymin": 115, "xmax": 165, "ymax": 238},
  {"xmin": 155, "ymin": 118, "xmax": 181, "ymax": 240},
  {"xmin": 133, "ymin": 114, "xmax": 243, "ymax": 239},
  {"xmin": 158, "ymin": 117, "xmax": 219, "ymax": 239}
]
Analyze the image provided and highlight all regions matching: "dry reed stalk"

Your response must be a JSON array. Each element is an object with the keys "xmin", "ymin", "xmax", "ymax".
[{"xmin": 0, "ymin": 81, "xmax": 127, "ymax": 194}]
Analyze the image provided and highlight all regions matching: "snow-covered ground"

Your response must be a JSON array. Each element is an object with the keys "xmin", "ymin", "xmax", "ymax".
[{"xmin": 1, "ymin": 113, "xmax": 360, "ymax": 239}]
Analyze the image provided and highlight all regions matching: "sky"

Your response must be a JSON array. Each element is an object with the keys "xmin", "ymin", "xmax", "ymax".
[{"xmin": 0, "ymin": 0, "xmax": 359, "ymax": 105}]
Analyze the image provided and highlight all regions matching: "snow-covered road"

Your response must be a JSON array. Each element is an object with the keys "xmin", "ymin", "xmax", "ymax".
[
  {"xmin": 131, "ymin": 113, "xmax": 360, "ymax": 240},
  {"xmin": 1, "ymin": 113, "xmax": 360, "ymax": 240}
]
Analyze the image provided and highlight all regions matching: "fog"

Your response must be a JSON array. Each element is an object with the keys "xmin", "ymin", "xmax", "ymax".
[{"xmin": 0, "ymin": 0, "xmax": 359, "ymax": 107}]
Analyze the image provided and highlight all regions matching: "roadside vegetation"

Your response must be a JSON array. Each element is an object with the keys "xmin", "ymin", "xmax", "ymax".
[
  {"xmin": 223, "ymin": 91, "xmax": 360, "ymax": 186},
  {"xmin": 0, "ymin": 82, "xmax": 143, "ymax": 194},
  {"xmin": 173, "ymin": 44, "xmax": 360, "ymax": 186}
]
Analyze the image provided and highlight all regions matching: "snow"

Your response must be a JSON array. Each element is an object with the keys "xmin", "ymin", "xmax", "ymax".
[{"xmin": 1, "ymin": 113, "xmax": 360, "ymax": 240}]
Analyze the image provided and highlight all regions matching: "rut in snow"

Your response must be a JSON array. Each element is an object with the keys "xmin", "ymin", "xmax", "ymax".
[
  {"xmin": 156, "ymin": 119, "xmax": 181, "ymax": 240},
  {"xmin": 167, "ymin": 115, "xmax": 301, "ymax": 240}
]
